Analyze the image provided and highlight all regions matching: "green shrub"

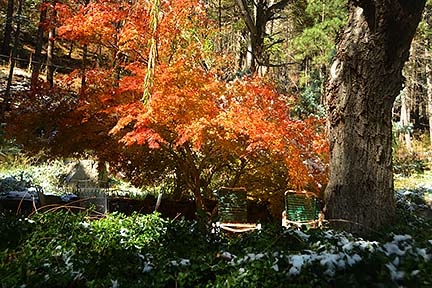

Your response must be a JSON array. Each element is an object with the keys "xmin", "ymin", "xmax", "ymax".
[
  {"xmin": 0, "ymin": 200, "xmax": 431, "ymax": 287},
  {"xmin": 0, "ymin": 159, "xmax": 69, "ymax": 193}
]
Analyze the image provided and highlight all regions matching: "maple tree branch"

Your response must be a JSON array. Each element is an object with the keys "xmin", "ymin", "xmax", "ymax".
[{"xmin": 230, "ymin": 157, "xmax": 249, "ymax": 187}]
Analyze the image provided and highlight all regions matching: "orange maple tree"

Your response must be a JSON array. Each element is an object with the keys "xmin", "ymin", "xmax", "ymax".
[{"xmin": 7, "ymin": 0, "xmax": 328, "ymax": 211}]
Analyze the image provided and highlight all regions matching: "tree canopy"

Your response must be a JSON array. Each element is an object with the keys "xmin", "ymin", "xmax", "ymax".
[{"xmin": 4, "ymin": 0, "xmax": 328, "ymax": 212}]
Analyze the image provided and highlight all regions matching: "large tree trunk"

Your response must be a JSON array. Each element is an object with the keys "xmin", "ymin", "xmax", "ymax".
[{"xmin": 324, "ymin": 0, "xmax": 425, "ymax": 235}]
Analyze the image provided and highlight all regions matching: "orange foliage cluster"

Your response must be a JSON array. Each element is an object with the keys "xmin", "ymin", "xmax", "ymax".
[{"xmin": 8, "ymin": 0, "xmax": 328, "ymax": 205}]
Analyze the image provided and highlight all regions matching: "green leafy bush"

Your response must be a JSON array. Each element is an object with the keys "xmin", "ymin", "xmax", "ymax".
[
  {"xmin": 0, "ymin": 159, "xmax": 69, "ymax": 193},
  {"xmin": 0, "ymin": 197, "xmax": 431, "ymax": 287}
]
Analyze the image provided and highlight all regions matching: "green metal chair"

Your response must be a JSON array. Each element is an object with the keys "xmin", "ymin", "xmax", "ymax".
[
  {"xmin": 214, "ymin": 187, "xmax": 260, "ymax": 233},
  {"xmin": 282, "ymin": 190, "xmax": 323, "ymax": 228}
]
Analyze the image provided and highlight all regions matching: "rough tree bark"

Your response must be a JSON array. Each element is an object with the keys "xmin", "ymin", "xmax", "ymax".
[{"xmin": 324, "ymin": 0, "xmax": 425, "ymax": 235}]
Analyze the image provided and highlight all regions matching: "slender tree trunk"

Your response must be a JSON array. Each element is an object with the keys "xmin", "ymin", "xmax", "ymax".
[
  {"xmin": 46, "ymin": 9, "xmax": 56, "ymax": 87},
  {"xmin": 399, "ymin": 40, "xmax": 416, "ymax": 152},
  {"xmin": 426, "ymin": 45, "xmax": 432, "ymax": 147},
  {"xmin": 218, "ymin": 0, "xmax": 222, "ymax": 52},
  {"xmin": 47, "ymin": 28, "xmax": 55, "ymax": 87},
  {"xmin": 68, "ymin": 42, "xmax": 73, "ymax": 58},
  {"xmin": 399, "ymin": 43, "xmax": 418, "ymax": 151},
  {"xmin": 1, "ymin": 0, "xmax": 14, "ymax": 57},
  {"xmin": 96, "ymin": 44, "xmax": 102, "ymax": 68},
  {"xmin": 80, "ymin": 0, "xmax": 90, "ymax": 91},
  {"xmin": 2, "ymin": 0, "xmax": 23, "ymax": 123},
  {"xmin": 81, "ymin": 45, "xmax": 88, "ymax": 91},
  {"xmin": 400, "ymin": 89, "xmax": 412, "ymax": 151},
  {"xmin": 324, "ymin": 0, "xmax": 425, "ymax": 235},
  {"xmin": 31, "ymin": 1, "xmax": 47, "ymax": 89}
]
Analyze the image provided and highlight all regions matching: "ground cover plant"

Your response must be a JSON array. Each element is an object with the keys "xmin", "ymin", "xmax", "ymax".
[
  {"xmin": 0, "ymin": 186, "xmax": 431, "ymax": 288},
  {"xmin": 0, "ymin": 158, "xmax": 69, "ymax": 193}
]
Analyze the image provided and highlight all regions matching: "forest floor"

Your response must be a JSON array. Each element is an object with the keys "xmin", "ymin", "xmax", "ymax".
[
  {"xmin": 395, "ymin": 170, "xmax": 432, "ymax": 219},
  {"xmin": 395, "ymin": 170, "xmax": 432, "ymax": 190},
  {"xmin": 0, "ymin": 65, "xmax": 32, "ymax": 92}
]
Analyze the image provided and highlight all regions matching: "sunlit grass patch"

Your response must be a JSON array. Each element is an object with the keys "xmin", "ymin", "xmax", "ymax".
[{"xmin": 394, "ymin": 170, "xmax": 432, "ymax": 191}]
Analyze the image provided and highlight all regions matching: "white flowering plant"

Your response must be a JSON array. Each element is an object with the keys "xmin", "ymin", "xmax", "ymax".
[{"xmin": 0, "ymin": 187, "xmax": 431, "ymax": 287}]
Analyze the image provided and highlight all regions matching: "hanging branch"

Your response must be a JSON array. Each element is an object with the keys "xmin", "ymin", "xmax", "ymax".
[{"xmin": 142, "ymin": 0, "xmax": 160, "ymax": 104}]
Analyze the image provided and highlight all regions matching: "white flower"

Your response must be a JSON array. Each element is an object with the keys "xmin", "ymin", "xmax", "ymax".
[
  {"xmin": 324, "ymin": 268, "xmax": 335, "ymax": 277},
  {"xmin": 382, "ymin": 243, "xmax": 406, "ymax": 256},
  {"xmin": 415, "ymin": 248, "xmax": 430, "ymax": 261},
  {"xmin": 342, "ymin": 242, "xmax": 354, "ymax": 252},
  {"xmin": 291, "ymin": 255, "xmax": 305, "ymax": 268},
  {"xmin": 336, "ymin": 259, "xmax": 346, "ymax": 269},
  {"xmin": 271, "ymin": 264, "xmax": 279, "ymax": 272},
  {"xmin": 255, "ymin": 253, "xmax": 265, "ymax": 260},
  {"xmin": 288, "ymin": 254, "xmax": 311, "ymax": 276},
  {"xmin": 111, "ymin": 279, "xmax": 119, "ymax": 288},
  {"xmin": 120, "ymin": 228, "xmax": 128, "ymax": 237},
  {"xmin": 346, "ymin": 254, "xmax": 362, "ymax": 266},
  {"xmin": 143, "ymin": 262, "xmax": 153, "ymax": 272},
  {"xmin": 386, "ymin": 263, "xmax": 405, "ymax": 281},
  {"xmin": 288, "ymin": 266, "xmax": 300, "ymax": 276},
  {"xmin": 25, "ymin": 218, "xmax": 35, "ymax": 224},
  {"xmin": 393, "ymin": 234, "xmax": 412, "ymax": 242},
  {"xmin": 220, "ymin": 251, "xmax": 235, "ymax": 260},
  {"xmin": 246, "ymin": 253, "xmax": 265, "ymax": 261},
  {"xmin": 79, "ymin": 221, "xmax": 90, "ymax": 229},
  {"xmin": 179, "ymin": 259, "xmax": 190, "ymax": 266},
  {"xmin": 293, "ymin": 229, "xmax": 310, "ymax": 241},
  {"xmin": 319, "ymin": 253, "xmax": 339, "ymax": 267}
]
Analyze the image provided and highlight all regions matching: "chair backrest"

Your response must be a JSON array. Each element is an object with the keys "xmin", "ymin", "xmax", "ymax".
[
  {"xmin": 284, "ymin": 191, "xmax": 320, "ymax": 223},
  {"xmin": 217, "ymin": 187, "xmax": 247, "ymax": 223}
]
